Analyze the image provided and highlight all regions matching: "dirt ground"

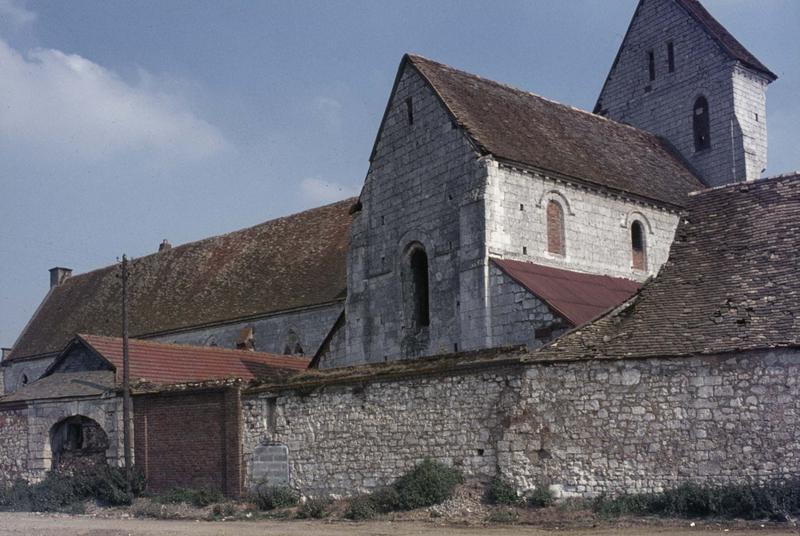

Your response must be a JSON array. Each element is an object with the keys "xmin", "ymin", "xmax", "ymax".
[{"xmin": 0, "ymin": 513, "xmax": 798, "ymax": 536}]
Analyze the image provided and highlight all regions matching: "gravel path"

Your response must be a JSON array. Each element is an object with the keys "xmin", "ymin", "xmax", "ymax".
[{"xmin": 0, "ymin": 512, "xmax": 797, "ymax": 536}]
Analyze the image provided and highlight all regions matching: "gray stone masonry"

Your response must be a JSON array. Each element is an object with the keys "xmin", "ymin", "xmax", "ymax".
[
  {"xmin": 343, "ymin": 63, "xmax": 490, "ymax": 365},
  {"xmin": 249, "ymin": 444, "xmax": 290, "ymax": 487},
  {"xmin": 485, "ymin": 163, "xmax": 679, "ymax": 281},
  {"xmin": 152, "ymin": 302, "xmax": 343, "ymax": 360},
  {"xmin": 3, "ymin": 356, "xmax": 56, "ymax": 395},
  {"xmin": 598, "ymin": 0, "xmax": 771, "ymax": 186},
  {"xmin": 243, "ymin": 349, "xmax": 800, "ymax": 498},
  {"xmin": 0, "ymin": 396, "xmax": 124, "ymax": 483},
  {"xmin": 488, "ymin": 263, "xmax": 567, "ymax": 350}
]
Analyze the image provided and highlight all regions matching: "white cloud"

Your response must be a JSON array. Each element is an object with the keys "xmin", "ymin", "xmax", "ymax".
[
  {"xmin": 311, "ymin": 96, "xmax": 343, "ymax": 129},
  {"xmin": 0, "ymin": 37, "xmax": 229, "ymax": 162},
  {"xmin": 0, "ymin": 0, "xmax": 35, "ymax": 28},
  {"xmin": 300, "ymin": 177, "xmax": 357, "ymax": 206}
]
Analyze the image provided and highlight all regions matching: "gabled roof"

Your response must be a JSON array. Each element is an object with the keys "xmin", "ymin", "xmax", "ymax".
[
  {"xmin": 400, "ymin": 54, "xmax": 703, "ymax": 208},
  {"xmin": 595, "ymin": 0, "xmax": 777, "ymax": 113},
  {"xmin": 75, "ymin": 334, "xmax": 310, "ymax": 384},
  {"xmin": 493, "ymin": 259, "xmax": 641, "ymax": 327},
  {"xmin": 8, "ymin": 199, "xmax": 355, "ymax": 361},
  {"xmin": 538, "ymin": 173, "xmax": 800, "ymax": 361},
  {"xmin": 0, "ymin": 371, "xmax": 115, "ymax": 403},
  {"xmin": 676, "ymin": 0, "xmax": 776, "ymax": 80}
]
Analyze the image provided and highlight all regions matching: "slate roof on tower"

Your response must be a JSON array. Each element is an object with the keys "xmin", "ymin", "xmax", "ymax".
[
  {"xmin": 675, "ymin": 0, "xmax": 777, "ymax": 80},
  {"xmin": 388, "ymin": 54, "xmax": 705, "ymax": 208},
  {"xmin": 537, "ymin": 173, "xmax": 800, "ymax": 361},
  {"xmin": 7, "ymin": 198, "xmax": 355, "ymax": 361}
]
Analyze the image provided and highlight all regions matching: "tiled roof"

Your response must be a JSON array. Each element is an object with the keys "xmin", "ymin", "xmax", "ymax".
[
  {"xmin": 538, "ymin": 174, "xmax": 800, "ymax": 361},
  {"xmin": 493, "ymin": 259, "xmax": 641, "ymax": 327},
  {"xmin": 8, "ymin": 199, "xmax": 355, "ymax": 361},
  {"xmin": 79, "ymin": 334, "xmax": 310, "ymax": 384},
  {"xmin": 0, "ymin": 371, "xmax": 115, "ymax": 403},
  {"xmin": 676, "ymin": 0, "xmax": 777, "ymax": 80},
  {"xmin": 404, "ymin": 54, "xmax": 704, "ymax": 207}
]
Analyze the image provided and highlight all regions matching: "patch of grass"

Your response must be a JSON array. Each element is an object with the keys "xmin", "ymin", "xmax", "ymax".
[
  {"xmin": 487, "ymin": 507, "xmax": 520, "ymax": 523},
  {"xmin": 487, "ymin": 476, "xmax": 521, "ymax": 506},
  {"xmin": 0, "ymin": 466, "xmax": 145, "ymax": 512},
  {"xmin": 153, "ymin": 486, "xmax": 223, "ymax": 508},
  {"xmin": 296, "ymin": 497, "xmax": 331, "ymax": 519},
  {"xmin": 527, "ymin": 484, "xmax": 555, "ymax": 509},
  {"xmin": 249, "ymin": 484, "xmax": 299, "ymax": 511},
  {"xmin": 593, "ymin": 480, "xmax": 800, "ymax": 521},
  {"xmin": 391, "ymin": 459, "xmax": 464, "ymax": 510},
  {"xmin": 345, "ymin": 494, "xmax": 378, "ymax": 520}
]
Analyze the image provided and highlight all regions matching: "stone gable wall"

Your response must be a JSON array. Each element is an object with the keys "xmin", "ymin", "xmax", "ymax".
[
  {"xmin": 242, "ymin": 349, "xmax": 800, "ymax": 498},
  {"xmin": 598, "ymin": 0, "xmax": 769, "ymax": 186},
  {"xmin": 488, "ymin": 263, "xmax": 568, "ymax": 350},
  {"xmin": 151, "ymin": 302, "xmax": 343, "ymax": 361},
  {"xmin": 343, "ymin": 63, "xmax": 490, "ymax": 365},
  {"xmin": 485, "ymin": 164, "xmax": 679, "ymax": 282},
  {"xmin": 3, "ymin": 357, "xmax": 57, "ymax": 396}
]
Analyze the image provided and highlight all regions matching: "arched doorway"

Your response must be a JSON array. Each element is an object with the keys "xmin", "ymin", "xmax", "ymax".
[{"xmin": 49, "ymin": 415, "xmax": 109, "ymax": 474}]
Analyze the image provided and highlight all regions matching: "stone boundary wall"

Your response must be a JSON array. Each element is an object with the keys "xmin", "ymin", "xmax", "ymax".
[
  {"xmin": 242, "ymin": 348, "xmax": 800, "ymax": 497},
  {"xmin": 0, "ymin": 404, "xmax": 30, "ymax": 482}
]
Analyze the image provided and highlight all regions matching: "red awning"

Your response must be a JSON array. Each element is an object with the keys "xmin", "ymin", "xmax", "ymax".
[{"xmin": 493, "ymin": 259, "xmax": 640, "ymax": 326}]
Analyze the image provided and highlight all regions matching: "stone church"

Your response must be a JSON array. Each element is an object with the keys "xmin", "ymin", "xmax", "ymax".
[{"xmin": 1, "ymin": 0, "xmax": 797, "ymax": 499}]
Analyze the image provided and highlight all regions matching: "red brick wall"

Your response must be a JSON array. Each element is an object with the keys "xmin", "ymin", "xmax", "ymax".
[{"xmin": 133, "ymin": 387, "xmax": 242, "ymax": 497}]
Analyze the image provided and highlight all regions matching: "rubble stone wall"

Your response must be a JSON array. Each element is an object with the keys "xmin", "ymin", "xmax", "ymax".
[
  {"xmin": 0, "ymin": 405, "xmax": 30, "ymax": 481},
  {"xmin": 242, "ymin": 349, "xmax": 800, "ymax": 497}
]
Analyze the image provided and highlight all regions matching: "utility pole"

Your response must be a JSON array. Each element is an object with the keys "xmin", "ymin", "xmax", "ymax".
[{"xmin": 121, "ymin": 254, "xmax": 133, "ymax": 492}]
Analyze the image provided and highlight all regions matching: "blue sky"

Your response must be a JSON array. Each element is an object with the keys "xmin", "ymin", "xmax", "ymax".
[{"xmin": 0, "ymin": 0, "xmax": 798, "ymax": 350}]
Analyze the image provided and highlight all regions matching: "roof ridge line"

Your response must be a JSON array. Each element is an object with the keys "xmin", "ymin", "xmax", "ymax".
[
  {"xmin": 79, "ymin": 333, "xmax": 303, "ymax": 361},
  {"xmin": 48, "ymin": 196, "xmax": 357, "ymax": 283},
  {"xmin": 407, "ymin": 53, "xmax": 671, "ymax": 141}
]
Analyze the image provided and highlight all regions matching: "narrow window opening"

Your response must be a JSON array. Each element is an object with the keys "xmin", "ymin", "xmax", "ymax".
[
  {"xmin": 631, "ymin": 221, "xmax": 646, "ymax": 271},
  {"xmin": 755, "ymin": 113, "xmax": 759, "ymax": 123},
  {"xmin": 409, "ymin": 247, "xmax": 430, "ymax": 328},
  {"xmin": 693, "ymin": 96, "xmax": 711, "ymax": 151},
  {"xmin": 523, "ymin": 246, "xmax": 528, "ymax": 255},
  {"xmin": 381, "ymin": 215, "xmax": 385, "ymax": 225},
  {"xmin": 283, "ymin": 329, "xmax": 304, "ymax": 356},
  {"xmin": 520, "ymin": 204, "xmax": 525, "ymax": 211},
  {"xmin": 546, "ymin": 200, "xmax": 566, "ymax": 256},
  {"xmin": 21, "ymin": 374, "xmax": 28, "ymax": 385},
  {"xmin": 453, "ymin": 343, "xmax": 459, "ymax": 353},
  {"xmin": 405, "ymin": 97, "xmax": 414, "ymax": 125},
  {"xmin": 667, "ymin": 42, "xmax": 675, "ymax": 73},
  {"xmin": 66, "ymin": 423, "xmax": 83, "ymax": 450},
  {"xmin": 648, "ymin": 50, "xmax": 656, "ymax": 81}
]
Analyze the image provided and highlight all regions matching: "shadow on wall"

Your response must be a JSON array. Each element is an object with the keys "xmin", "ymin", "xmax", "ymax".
[{"xmin": 49, "ymin": 415, "xmax": 109, "ymax": 474}]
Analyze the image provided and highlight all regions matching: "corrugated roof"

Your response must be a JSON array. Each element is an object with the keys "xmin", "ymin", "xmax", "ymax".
[
  {"xmin": 404, "ymin": 54, "xmax": 704, "ymax": 207},
  {"xmin": 493, "ymin": 259, "xmax": 641, "ymax": 327},
  {"xmin": 538, "ymin": 173, "xmax": 800, "ymax": 361},
  {"xmin": 79, "ymin": 334, "xmax": 310, "ymax": 384},
  {"xmin": 8, "ymin": 198, "xmax": 355, "ymax": 361}
]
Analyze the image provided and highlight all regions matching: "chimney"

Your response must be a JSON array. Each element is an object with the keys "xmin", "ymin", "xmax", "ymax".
[
  {"xmin": 49, "ymin": 267, "xmax": 72, "ymax": 288},
  {"xmin": 159, "ymin": 239, "xmax": 172, "ymax": 252},
  {"xmin": 1, "ymin": 348, "xmax": 12, "ymax": 362}
]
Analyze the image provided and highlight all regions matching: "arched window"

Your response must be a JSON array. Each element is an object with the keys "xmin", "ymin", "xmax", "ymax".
[
  {"xmin": 283, "ymin": 330, "xmax": 304, "ymax": 356},
  {"xmin": 631, "ymin": 221, "xmax": 646, "ymax": 271},
  {"xmin": 693, "ymin": 96, "xmax": 711, "ymax": 151},
  {"xmin": 405, "ymin": 245, "xmax": 430, "ymax": 329},
  {"xmin": 546, "ymin": 200, "xmax": 565, "ymax": 256}
]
